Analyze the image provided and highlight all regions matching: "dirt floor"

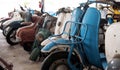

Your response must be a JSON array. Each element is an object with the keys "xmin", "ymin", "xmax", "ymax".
[{"xmin": 0, "ymin": 30, "xmax": 41, "ymax": 70}]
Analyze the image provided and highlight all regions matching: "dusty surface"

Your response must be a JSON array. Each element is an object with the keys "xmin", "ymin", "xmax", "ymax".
[{"xmin": 0, "ymin": 30, "xmax": 41, "ymax": 70}]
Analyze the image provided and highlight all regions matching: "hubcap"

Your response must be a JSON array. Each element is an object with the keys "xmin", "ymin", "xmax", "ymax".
[
  {"xmin": 55, "ymin": 64, "xmax": 69, "ymax": 70},
  {"xmin": 50, "ymin": 59, "xmax": 69, "ymax": 70}
]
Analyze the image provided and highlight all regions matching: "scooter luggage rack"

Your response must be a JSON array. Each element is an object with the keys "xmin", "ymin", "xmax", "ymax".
[{"xmin": 48, "ymin": 21, "xmax": 88, "ymax": 45}]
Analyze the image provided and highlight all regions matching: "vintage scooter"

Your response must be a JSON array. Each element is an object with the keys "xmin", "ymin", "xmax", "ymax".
[
  {"xmin": 30, "ymin": 7, "xmax": 72, "ymax": 61},
  {"xmin": 22, "ymin": 13, "xmax": 57, "ymax": 52},
  {"xmin": 41, "ymin": 0, "xmax": 120, "ymax": 70},
  {"xmin": 2, "ymin": 11, "xmax": 24, "ymax": 36},
  {"xmin": 39, "ymin": 2, "xmax": 87, "ymax": 69},
  {"xmin": 40, "ymin": 0, "xmax": 117, "ymax": 69},
  {"xmin": 5, "ymin": 12, "xmax": 33, "ymax": 45},
  {"xmin": 3, "ymin": 8, "xmax": 37, "ymax": 38},
  {"xmin": 40, "ymin": 7, "xmax": 106, "ymax": 70}
]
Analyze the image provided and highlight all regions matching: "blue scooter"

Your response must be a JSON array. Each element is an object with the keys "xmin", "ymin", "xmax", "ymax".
[{"xmin": 40, "ymin": 1, "xmax": 114, "ymax": 70}]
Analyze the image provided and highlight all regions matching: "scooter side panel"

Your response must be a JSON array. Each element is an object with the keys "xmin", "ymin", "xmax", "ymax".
[
  {"xmin": 41, "ymin": 38, "xmax": 71, "ymax": 52},
  {"xmin": 105, "ymin": 22, "xmax": 120, "ymax": 62}
]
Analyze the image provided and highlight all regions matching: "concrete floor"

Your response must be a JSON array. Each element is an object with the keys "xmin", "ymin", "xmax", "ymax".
[{"xmin": 0, "ymin": 30, "xmax": 41, "ymax": 70}]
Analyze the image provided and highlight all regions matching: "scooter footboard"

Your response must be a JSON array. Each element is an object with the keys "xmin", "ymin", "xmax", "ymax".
[{"xmin": 41, "ymin": 38, "xmax": 71, "ymax": 53}]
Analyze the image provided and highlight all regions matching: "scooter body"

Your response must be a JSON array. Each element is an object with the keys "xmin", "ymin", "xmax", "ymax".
[
  {"xmin": 105, "ymin": 22, "xmax": 120, "ymax": 62},
  {"xmin": 4, "ymin": 12, "xmax": 33, "ymax": 45},
  {"xmin": 16, "ymin": 15, "xmax": 43, "ymax": 46}
]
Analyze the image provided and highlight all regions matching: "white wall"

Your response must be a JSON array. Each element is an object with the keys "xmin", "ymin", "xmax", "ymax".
[
  {"xmin": 0, "ymin": 0, "xmax": 40, "ymax": 18},
  {"xmin": 0, "ymin": 0, "xmax": 87, "ymax": 18},
  {"xmin": 0, "ymin": 0, "xmax": 19, "ymax": 17},
  {"xmin": 44, "ymin": 0, "xmax": 87, "ymax": 12}
]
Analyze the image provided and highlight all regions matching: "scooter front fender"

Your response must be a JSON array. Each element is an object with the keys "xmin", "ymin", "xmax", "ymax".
[{"xmin": 41, "ymin": 38, "xmax": 71, "ymax": 53}]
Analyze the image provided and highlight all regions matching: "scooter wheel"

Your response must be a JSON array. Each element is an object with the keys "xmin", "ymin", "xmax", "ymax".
[
  {"xmin": 6, "ymin": 28, "xmax": 19, "ymax": 45},
  {"xmin": 2, "ymin": 24, "xmax": 11, "ymax": 37},
  {"xmin": 41, "ymin": 51, "xmax": 83, "ymax": 70}
]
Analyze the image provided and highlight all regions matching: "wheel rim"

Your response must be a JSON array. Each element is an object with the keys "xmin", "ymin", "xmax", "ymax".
[
  {"xmin": 9, "ymin": 30, "xmax": 19, "ymax": 43},
  {"xmin": 3, "ymin": 26, "xmax": 11, "ymax": 36},
  {"xmin": 55, "ymin": 65, "xmax": 69, "ymax": 70},
  {"xmin": 49, "ymin": 59, "xmax": 70, "ymax": 70},
  {"xmin": 41, "ymin": 51, "xmax": 83, "ymax": 70}
]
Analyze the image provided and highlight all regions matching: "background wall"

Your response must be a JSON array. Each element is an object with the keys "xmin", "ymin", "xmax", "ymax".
[{"xmin": 0, "ymin": 0, "xmax": 87, "ymax": 18}]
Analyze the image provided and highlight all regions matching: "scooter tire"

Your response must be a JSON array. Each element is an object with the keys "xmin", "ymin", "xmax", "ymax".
[
  {"xmin": 41, "ymin": 51, "xmax": 82, "ymax": 70},
  {"xmin": 6, "ymin": 28, "xmax": 19, "ymax": 45},
  {"xmin": 41, "ymin": 51, "xmax": 69, "ymax": 70}
]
